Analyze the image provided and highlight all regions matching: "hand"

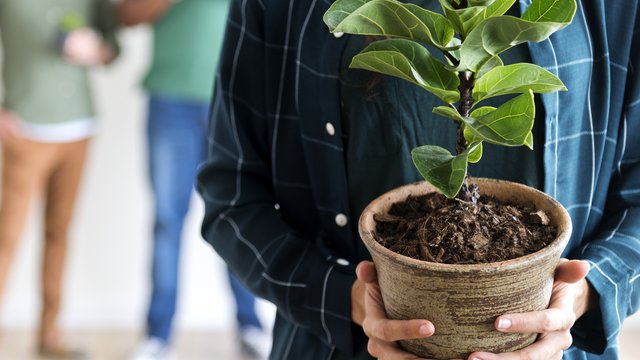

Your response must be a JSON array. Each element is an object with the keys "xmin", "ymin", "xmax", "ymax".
[
  {"xmin": 63, "ymin": 28, "xmax": 113, "ymax": 66},
  {"xmin": 468, "ymin": 259, "xmax": 595, "ymax": 360},
  {"xmin": 353, "ymin": 261, "xmax": 437, "ymax": 359},
  {"xmin": 0, "ymin": 109, "xmax": 22, "ymax": 141}
]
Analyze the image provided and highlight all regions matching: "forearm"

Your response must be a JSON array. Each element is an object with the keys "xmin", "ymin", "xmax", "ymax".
[{"xmin": 117, "ymin": 0, "xmax": 172, "ymax": 26}]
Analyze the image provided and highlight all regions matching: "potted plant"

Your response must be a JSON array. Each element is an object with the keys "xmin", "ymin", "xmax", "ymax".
[{"xmin": 323, "ymin": 0, "xmax": 577, "ymax": 358}]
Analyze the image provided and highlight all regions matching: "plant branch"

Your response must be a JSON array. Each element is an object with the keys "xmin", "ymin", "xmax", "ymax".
[
  {"xmin": 456, "ymin": 72, "xmax": 475, "ymax": 154},
  {"xmin": 456, "ymin": 71, "xmax": 477, "ymax": 203}
]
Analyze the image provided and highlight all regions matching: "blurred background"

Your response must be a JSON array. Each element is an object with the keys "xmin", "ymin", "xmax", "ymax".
[
  {"xmin": 0, "ymin": 24, "xmax": 275, "ymax": 360},
  {"xmin": 0, "ymin": 12, "xmax": 638, "ymax": 360}
]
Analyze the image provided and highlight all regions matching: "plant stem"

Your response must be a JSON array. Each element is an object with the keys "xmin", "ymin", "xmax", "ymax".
[
  {"xmin": 456, "ymin": 72, "xmax": 475, "ymax": 153},
  {"xmin": 456, "ymin": 71, "xmax": 478, "ymax": 203}
]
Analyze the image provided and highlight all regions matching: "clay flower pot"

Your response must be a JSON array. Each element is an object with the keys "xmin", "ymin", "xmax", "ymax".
[{"xmin": 359, "ymin": 178, "xmax": 572, "ymax": 359}]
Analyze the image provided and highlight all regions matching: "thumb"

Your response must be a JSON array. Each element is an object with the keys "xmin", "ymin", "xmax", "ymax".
[
  {"xmin": 356, "ymin": 261, "xmax": 377, "ymax": 284},
  {"xmin": 555, "ymin": 259, "xmax": 590, "ymax": 284}
]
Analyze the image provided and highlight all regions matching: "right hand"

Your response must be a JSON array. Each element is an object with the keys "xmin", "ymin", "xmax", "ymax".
[
  {"xmin": 0, "ymin": 109, "xmax": 22, "ymax": 141},
  {"xmin": 63, "ymin": 28, "xmax": 113, "ymax": 66},
  {"xmin": 353, "ymin": 261, "xmax": 438, "ymax": 359}
]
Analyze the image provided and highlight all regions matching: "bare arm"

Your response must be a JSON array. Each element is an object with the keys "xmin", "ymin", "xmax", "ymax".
[{"xmin": 117, "ymin": 0, "xmax": 173, "ymax": 27}]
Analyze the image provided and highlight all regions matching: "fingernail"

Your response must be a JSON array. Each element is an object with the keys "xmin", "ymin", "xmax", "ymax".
[
  {"xmin": 419, "ymin": 323, "xmax": 434, "ymax": 336},
  {"xmin": 497, "ymin": 318, "xmax": 512, "ymax": 330}
]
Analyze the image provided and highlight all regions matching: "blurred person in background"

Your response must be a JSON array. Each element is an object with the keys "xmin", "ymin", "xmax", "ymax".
[
  {"xmin": 0, "ymin": 0, "xmax": 119, "ymax": 358},
  {"xmin": 117, "ymin": 1, "xmax": 269, "ymax": 359}
]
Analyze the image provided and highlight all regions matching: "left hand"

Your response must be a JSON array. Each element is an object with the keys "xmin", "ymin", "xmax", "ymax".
[
  {"xmin": 63, "ymin": 28, "xmax": 113, "ymax": 66},
  {"xmin": 468, "ymin": 259, "xmax": 596, "ymax": 360},
  {"xmin": 354, "ymin": 261, "xmax": 438, "ymax": 359}
]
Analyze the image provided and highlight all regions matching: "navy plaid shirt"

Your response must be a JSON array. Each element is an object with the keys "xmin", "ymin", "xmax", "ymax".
[{"xmin": 197, "ymin": 1, "xmax": 640, "ymax": 359}]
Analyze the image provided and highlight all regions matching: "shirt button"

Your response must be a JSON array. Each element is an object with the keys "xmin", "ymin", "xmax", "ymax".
[
  {"xmin": 335, "ymin": 213, "xmax": 348, "ymax": 227},
  {"xmin": 325, "ymin": 122, "xmax": 336, "ymax": 136},
  {"xmin": 333, "ymin": 32, "xmax": 345, "ymax": 39},
  {"xmin": 336, "ymin": 258, "xmax": 350, "ymax": 266}
]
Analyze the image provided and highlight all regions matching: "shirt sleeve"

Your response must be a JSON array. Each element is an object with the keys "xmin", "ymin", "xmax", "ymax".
[
  {"xmin": 92, "ymin": 0, "xmax": 121, "ymax": 60},
  {"xmin": 570, "ymin": 8, "xmax": 640, "ymax": 354},
  {"xmin": 196, "ymin": 0, "xmax": 358, "ymax": 354}
]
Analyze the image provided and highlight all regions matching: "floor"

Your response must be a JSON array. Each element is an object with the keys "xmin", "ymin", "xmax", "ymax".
[
  {"xmin": 0, "ymin": 331, "xmax": 257, "ymax": 360},
  {"xmin": 0, "ymin": 330, "xmax": 638, "ymax": 360}
]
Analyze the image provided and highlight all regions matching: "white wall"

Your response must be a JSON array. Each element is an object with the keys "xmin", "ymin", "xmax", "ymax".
[{"xmin": 0, "ymin": 26, "xmax": 274, "ymax": 332}]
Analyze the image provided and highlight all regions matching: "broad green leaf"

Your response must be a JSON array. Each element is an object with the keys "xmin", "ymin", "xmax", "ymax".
[
  {"xmin": 474, "ymin": 63, "xmax": 567, "ymax": 102},
  {"xmin": 470, "ymin": 0, "xmax": 496, "ymax": 6},
  {"xmin": 476, "ymin": 55, "xmax": 504, "ymax": 78},
  {"xmin": 351, "ymin": 39, "xmax": 460, "ymax": 103},
  {"xmin": 463, "ymin": 91, "xmax": 535, "ymax": 146},
  {"xmin": 433, "ymin": 106, "xmax": 463, "ymax": 121},
  {"xmin": 522, "ymin": 0, "xmax": 577, "ymax": 23},
  {"xmin": 465, "ymin": 134, "xmax": 484, "ymax": 163},
  {"xmin": 412, "ymin": 143, "xmax": 481, "ymax": 198},
  {"xmin": 323, "ymin": 0, "xmax": 454, "ymax": 49},
  {"xmin": 470, "ymin": 106, "xmax": 497, "ymax": 117},
  {"xmin": 483, "ymin": 0, "xmax": 516, "ymax": 18},
  {"xmin": 437, "ymin": 0, "xmax": 487, "ymax": 37},
  {"xmin": 463, "ymin": 109, "xmax": 491, "ymax": 163},
  {"xmin": 457, "ymin": 0, "xmax": 577, "ymax": 71}
]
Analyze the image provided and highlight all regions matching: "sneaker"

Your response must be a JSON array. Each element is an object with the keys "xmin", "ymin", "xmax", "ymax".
[
  {"xmin": 128, "ymin": 337, "xmax": 172, "ymax": 360},
  {"xmin": 238, "ymin": 326, "xmax": 271, "ymax": 360}
]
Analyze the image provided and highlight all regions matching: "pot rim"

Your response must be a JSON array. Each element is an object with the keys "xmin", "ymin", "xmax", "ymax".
[{"xmin": 358, "ymin": 178, "xmax": 573, "ymax": 272}]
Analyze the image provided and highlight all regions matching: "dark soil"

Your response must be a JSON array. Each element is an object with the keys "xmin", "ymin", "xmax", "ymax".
[{"xmin": 374, "ymin": 193, "xmax": 557, "ymax": 264}]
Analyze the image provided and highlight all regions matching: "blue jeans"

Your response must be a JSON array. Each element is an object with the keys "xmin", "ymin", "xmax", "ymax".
[{"xmin": 145, "ymin": 95, "xmax": 262, "ymax": 343}]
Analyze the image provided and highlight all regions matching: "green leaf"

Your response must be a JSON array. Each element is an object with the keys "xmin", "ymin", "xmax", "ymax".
[
  {"xmin": 433, "ymin": 106, "xmax": 463, "ymax": 121},
  {"xmin": 462, "ymin": 117, "xmax": 484, "ymax": 164},
  {"xmin": 524, "ymin": 132, "xmax": 534, "ymax": 149},
  {"xmin": 463, "ymin": 91, "xmax": 535, "ymax": 146},
  {"xmin": 323, "ymin": 0, "xmax": 455, "ymax": 49},
  {"xmin": 412, "ymin": 143, "xmax": 481, "ymax": 198},
  {"xmin": 474, "ymin": 63, "xmax": 567, "ymax": 102},
  {"xmin": 470, "ymin": 0, "xmax": 496, "ymax": 6},
  {"xmin": 522, "ymin": 0, "xmax": 577, "ymax": 23},
  {"xmin": 483, "ymin": 0, "xmax": 516, "ymax": 18},
  {"xmin": 437, "ymin": 0, "xmax": 487, "ymax": 37},
  {"xmin": 467, "ymin": 139, "xmax": 484, "ymax": 163},
  {"xmin": 476, "ymin": 55, "xmax": 504, "ymax": 78},
  {"xmin": 457, "ymin": 0, "xmax": 577, "ymax": 72},
  {"xmin": 440, "ymin": 0, "xmax": 515, "ymax": 38},
  {"xmin": 351, "ymin": 39, "xmax": 460, "ymax": 103},
  {"xmin": 470, "ymin": 106, "xmax": 497, "ymax": 117}
]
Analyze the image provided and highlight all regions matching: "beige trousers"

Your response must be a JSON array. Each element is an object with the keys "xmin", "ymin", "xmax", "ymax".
[{"xmin": 0, "ymin": 136, "xmax": 89, "ymax": 344}]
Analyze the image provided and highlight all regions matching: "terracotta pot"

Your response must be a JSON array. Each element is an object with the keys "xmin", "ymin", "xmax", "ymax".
[{"xmin": 358, "ymin": 178, "xmax": 572, "ymax": 359}]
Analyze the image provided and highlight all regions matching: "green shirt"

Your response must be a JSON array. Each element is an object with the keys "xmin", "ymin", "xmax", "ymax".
[
  {"xmin": 0, "ymin": 0, "xmax": 119, "ymax": 125},
  {"xmin": 143, "ymin": 0, "xmax": 230, "ymax": 103},
  {"xmin": 340, "ymin": 2, "xmax": 545, "ymax": 255}
]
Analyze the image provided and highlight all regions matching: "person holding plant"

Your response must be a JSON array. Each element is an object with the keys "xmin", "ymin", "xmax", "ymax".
[
  {"xmin": 116, "ymin": 1, "xmax": 269, "ymax": 359},
  {"xmin": 197, "ymin": 0, "xmax": 639, "ymax": 359},
  {"xmin": 0, "ymin": 0, "xmax": 119, "ymax": 358}
]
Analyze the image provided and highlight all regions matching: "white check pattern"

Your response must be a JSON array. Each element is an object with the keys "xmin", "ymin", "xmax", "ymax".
[{"xmin": 197, "ymin": 1, "xmax": 640, "ymax": 359}]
